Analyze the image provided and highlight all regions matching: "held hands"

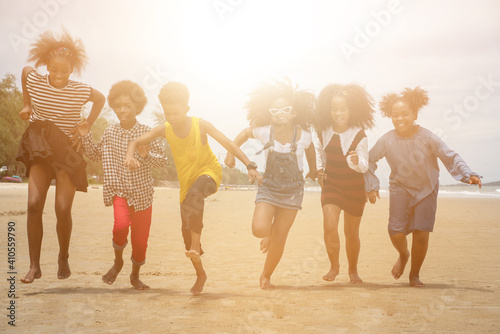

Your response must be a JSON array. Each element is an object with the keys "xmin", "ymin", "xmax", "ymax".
[
  {"xmin": 69, "ymin": 119, "xmax": 89, "ymax": 153},
  {"xmin": 316, "ymin": 170, "xmax": 326, "ymax": 188},
  {"xmin": 469, "ymin": 175, "xmax": 482, "ymax": 189},
  {"xmin": 347, "ymin": 151, "xmax": 359, "ymax": 165},
  {"xmin": 224, "ymin": 153, "xmax": 236, "ymax": 168},
  {"xmin": 76, "ymin": 119, "xmax": 90, "ymax": 137},
  {"xmin": 248, "ymin": 169, "xmax": 263, "ymax": 186},
  {"xmin": 367, "ymin": 190, "xmax": 380, "ymax": 204},
  {"xmin": 124, "ymin": 152, "xmax": 140, "ymax": 171},
  {"xmin": 19, "ymin": 106, "xmax": 32, "ymax": 121}
]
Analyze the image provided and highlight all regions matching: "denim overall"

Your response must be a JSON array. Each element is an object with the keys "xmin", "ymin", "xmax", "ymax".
[{"xmin": 255, "ymin": 126, "xmax": 305, "ymax": 210}]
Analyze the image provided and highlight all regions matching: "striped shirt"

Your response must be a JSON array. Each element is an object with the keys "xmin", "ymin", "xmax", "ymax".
[
  {"xmin": 81, "ymin": 122, "xmax": 167, "ymax": 211},
  {"xmin": 26, "ymin": 70, "xmax": 92, "ymax": 136}
]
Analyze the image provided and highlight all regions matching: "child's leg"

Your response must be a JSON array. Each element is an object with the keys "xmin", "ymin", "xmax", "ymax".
[
  {"xmin": 102, "ymin": 197, "xmax": 131, "ymax": 285},
  {"xmin": 54, "ymin": 168, "xmax": 76, "ymax": 280},
  {"xmin": 344, "ymin": 212, "xmax": 363, "ymax": 283},
  {"xmin": 260, "ymin": 207, "xmax": 298, "ymax": 289},
  {"xmin": 389, "ymin": 232, "xmax": 410, "ymax": 280},
  {"xmin": 180, "ymin": 175, "xmax": 217, "ymax": 295},
  {"xmin": 190, "ymin": 259, "xmax": 207, "ymax": 296},
  {"xmin": 180, "ymin": 175, "xmax": 217, "ymax": 258},
  {"xmin": 252, "ymin": 202, "xmax": 277, "ymax": 253},
  {"xmin": 21, "ymin": 164, "xmax": 52, "ymax": 283},
  {"xmin": 388, "ymin": 189, "xmax": 411, "ymax": 280},
  {"xmin": 409, "ymin": 230, "xmax": 429, "ymax": 287},
  {"xmin": 129, "ymin": 205, "xmax": 152, "ymax": 290},
  {"xmin": 321, "ymin": 204, "xmax": 341, "ymax": 281}
]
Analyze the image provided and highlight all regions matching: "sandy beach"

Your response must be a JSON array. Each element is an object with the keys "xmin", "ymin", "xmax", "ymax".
[{"xmin": 1, "ymin": 183, "xmax": 499, "ymax": 333}]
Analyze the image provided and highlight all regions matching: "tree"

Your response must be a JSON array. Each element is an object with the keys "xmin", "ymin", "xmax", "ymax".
[{"xmin": 0, "ymin": 74, "xmax": 26, "ymax": 175}]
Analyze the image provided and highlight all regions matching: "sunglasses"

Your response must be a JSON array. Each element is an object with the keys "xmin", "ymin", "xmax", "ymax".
[{"xmin": 269, "ymin": 106, "xmax": 293, "ymax": 116}]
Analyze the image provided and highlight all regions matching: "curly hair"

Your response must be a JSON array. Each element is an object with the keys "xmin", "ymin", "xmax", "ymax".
[
  {"xmin": 27, "ymin": 29, "xmax": 88, "ymax": 75},
  {"xmin": 379, "ymin": 86, "xmax": 429, "ymax": 117},
  {"xmin": 245, "ymin": 78, "xmax": 315, "ymax": 129},
  {"xmin": 158, "ymin": 82, "xmax": 189, "ymax": 105},
  {"xmin": 315, "ymin": 83, "xmax": 375, "ymax": 132},
  {"xmin": 108, "ymin": 80, "xmax": 147, "ymax": 115}
]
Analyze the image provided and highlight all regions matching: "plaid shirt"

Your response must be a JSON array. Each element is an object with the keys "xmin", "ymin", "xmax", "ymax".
[{"xmin": 82, "ymin": 122, "xmax": 167, "ymax": 211}]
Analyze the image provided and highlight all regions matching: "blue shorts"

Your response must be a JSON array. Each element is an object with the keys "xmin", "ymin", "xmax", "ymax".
[{"xmin": 388, "ymin": 186, "xmax": 438, "ymax": 235}]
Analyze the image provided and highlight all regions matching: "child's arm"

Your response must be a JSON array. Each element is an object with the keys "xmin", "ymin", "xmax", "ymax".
[
  {"xmin": 305, "ymin": 141, "xmax": 317, "ymax": 180},
  {"xmin": 314, "ymin": 132, "xmax": 327, "ymax": 187},
  {"xmin": 125, "ymin": 124, "xmax": 166, "ymax": 170},
  {"xmin": 77, "ymin": 123, "xmax": 104, "ymax": 162},
  {"xmin": 364, "ymin": 137, "xmax": 387, "ymax": 204},
  {"xmin": 135, "ymin": 136, "xmax": 168, "ymax": 168},
  {"xmin": 200, "ymin": 120, "xmax": 262, "ymax": 185},
  {"xmin": 431, "ymin": 134, "xmax": 482, "ymax": 188},
  {"xmin": 347, "ymin": 136, "xmax": 369, "ymax": 173},
  {"xmin": 224, "ymin": 127, "xmax": 254, "ymax": 168},
  {"xmin": 19, "ymin": 66, "xmax": 35, "ymax": 120}
]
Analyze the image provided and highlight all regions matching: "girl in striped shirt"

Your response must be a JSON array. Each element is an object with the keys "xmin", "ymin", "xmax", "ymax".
[
  {"xmin": 16, "ymin": 30, "xmax": 105, "ymax": 284},
  {"xmin": 315, "ymin": 84, "xmax": 375, "ymax": 284}
]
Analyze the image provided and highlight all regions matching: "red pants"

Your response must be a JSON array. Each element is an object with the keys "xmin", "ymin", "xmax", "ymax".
[{"xmin": 112, "ymin": 196, "xmax": 152, "ymax": 265}]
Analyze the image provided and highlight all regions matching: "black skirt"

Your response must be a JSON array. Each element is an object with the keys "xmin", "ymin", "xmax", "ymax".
[{"xmin": 16, "ymin": 120, "xmax": 88, "ymax": 192}]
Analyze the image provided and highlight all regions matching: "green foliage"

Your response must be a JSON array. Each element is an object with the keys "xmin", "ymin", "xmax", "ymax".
[{"xmin": 0, "ymin": 74, "xmax": 27, "ymax": 175}]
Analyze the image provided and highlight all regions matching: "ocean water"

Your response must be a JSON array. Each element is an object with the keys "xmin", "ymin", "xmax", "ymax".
[{"xmin": 304, "ymin": 186, "xmax": 500, "ymax": 199}]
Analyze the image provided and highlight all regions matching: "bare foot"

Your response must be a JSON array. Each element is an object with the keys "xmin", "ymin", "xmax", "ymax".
[
  {"xmin": 190, "ymin": 271, "xmax": 207, "ymax": 296},
  {"xmin": 185, "ymin": 250, "xmax": 201, "ymax": 263},
  {"xmin": 130, "ymin": 274, "xmax": 150, "ymax": 290},
  {"xmin": 260, "ymin": 237, "xmax": 271, "ymax": 254},
  {"xmin": 58, "ymin": 256, "xmax": 71, "ymax": 280},
  {"xmin": 349, "ymin": 271, "xmax": 363, "ymax": 284},
  {"xmin": 21, "ymin": 268, "xmax": 42, "ymax": 284},
  {"xmin": 391, "ymin": 250, "xmax": 410, "ymax": 280},
  {"xmin": 409, "ymin": 274, "xmax": 425, "ymax": 287},
  {"xmin": 260, "ymin": 275, "xmax": 275, "ymax": 289},
  {"xmin": 322, "ymin": 266, "xmax": 340, "ymax": 281},
  {"xmin": 102, "ymin": 259, "xmax": 124, "ymax": 285}
]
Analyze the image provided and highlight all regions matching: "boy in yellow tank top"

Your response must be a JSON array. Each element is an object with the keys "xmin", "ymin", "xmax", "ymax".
[{"xmin": 125, "ymin": 82, "xmax": 262, "ymax": 295}]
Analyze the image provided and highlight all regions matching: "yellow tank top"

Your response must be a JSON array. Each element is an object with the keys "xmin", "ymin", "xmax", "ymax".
[{"xmin": 165, "ymin": 117, "xmax": 222, "ymax": 203}]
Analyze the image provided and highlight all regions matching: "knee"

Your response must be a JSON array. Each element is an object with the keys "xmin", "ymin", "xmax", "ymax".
[
  {"xmin": 27, "ymin": 197, "xmax": 45, "ymax": 217},
  {"xmin": 55, "ymin": 202, "xmax": 72, "ymax": 220},
  {"xmin": 252, "ymin": 225, "xmax": 269, "ymax": 238}
]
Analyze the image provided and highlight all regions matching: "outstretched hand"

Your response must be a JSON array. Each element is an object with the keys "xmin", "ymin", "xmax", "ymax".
[
  {"xmin": 469, "ymin": 175, "xmax": 482, "ymax": 189},
  {"xmin": 248, "ymin": 169, "xmax": 262, "ymax": 186},
  {"xmin": 367, "ymin": 190, "xmax": 380, "ymax": 204}
]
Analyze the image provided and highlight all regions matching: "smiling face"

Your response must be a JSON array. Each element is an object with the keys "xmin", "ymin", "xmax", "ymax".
[
  {"xmin": 330, "ymin": 95, "xmax": 350, "ymax": 133},
  {"xmin": 269, "ymin": 98, "xmax": 295, "ymax": 126},
  {"xmin": 47, "ymin": 56, "xmax": 73, "ymax": 88},
  {"xmin": 112, "ymin": 95, "xmax": 139, "ymax": 129},
  {"xmin": 391, "ymin": 100, "xmax": 417, "ymax": 137}
]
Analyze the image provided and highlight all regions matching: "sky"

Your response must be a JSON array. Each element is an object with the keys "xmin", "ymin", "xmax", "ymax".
[{"xmin": 1, "ymin": 0, "xmax": 499, "ymax": 185}]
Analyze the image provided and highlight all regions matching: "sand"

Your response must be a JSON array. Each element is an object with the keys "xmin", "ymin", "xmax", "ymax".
[{"xmin": 1, "ymin": 183, "xmax": 499, "ymax": 333}]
